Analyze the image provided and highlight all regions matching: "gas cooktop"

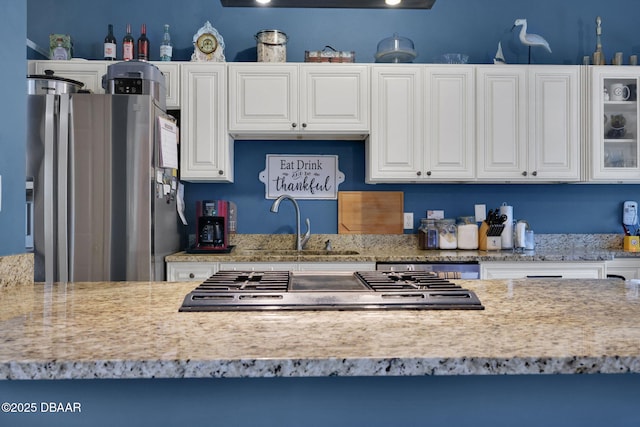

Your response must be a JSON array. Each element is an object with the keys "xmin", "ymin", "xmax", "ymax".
[{"xmin": 179, "ymin": 270, "xmax": 484, "ymax": 311}]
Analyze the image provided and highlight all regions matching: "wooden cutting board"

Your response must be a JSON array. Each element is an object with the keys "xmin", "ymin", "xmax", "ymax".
[{"xmin": 338, "ymin": 191, "xmax": 404, "ymax": 234}]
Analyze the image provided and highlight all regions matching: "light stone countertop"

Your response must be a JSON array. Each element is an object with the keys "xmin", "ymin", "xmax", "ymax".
[
  {"xmin": 2, "ymin": 277, "xmax": 640, "ymax": 380},
  {"xmin": 166, "ymin": 233, "xmax": 635, "ymax": 263}
]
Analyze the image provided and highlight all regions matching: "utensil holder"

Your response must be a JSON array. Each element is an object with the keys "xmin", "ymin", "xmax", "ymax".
[{"xmin": 479, "ymin": 221, "xmax": 504, "ymax": 251}]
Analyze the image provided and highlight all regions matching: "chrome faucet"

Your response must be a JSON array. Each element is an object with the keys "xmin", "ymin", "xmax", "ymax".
[{"xmin": 270, "ymin": 194, "xmax": 311, "ymax": 251}]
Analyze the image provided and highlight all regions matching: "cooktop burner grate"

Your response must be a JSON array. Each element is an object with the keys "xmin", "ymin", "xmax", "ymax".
[{"xmin": 179, "ymin": 270, "xmax": 484, "ymax": 311}]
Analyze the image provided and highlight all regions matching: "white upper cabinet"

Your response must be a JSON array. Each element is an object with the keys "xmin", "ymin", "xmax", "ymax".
[
  {"xmin": 528, "ymin": 66, "xmax": 581, "ymax": 181},
  {"xmin": 30, "ymin": 60, "xmax": 180, "ymax": 108},
  {"xmin": 476, "ymin": 66, "xmax": 528, "ymax": 180},
  {"xmin": 31, "ymin": 60, "xmax": 108, "ymax": 94},
  {"xmin": 228, "ymin": 63, "xmax": 369, "ymax": 138},
  {"xmin": 588, "ymin": 66, "xmax": 640, "ymax": 182},
  {"xmin": 367, "ymin": 65, "xmax": 423, "ymax": 182},
  {"xmin": 152, "ymin": 62, "xmax": 180, "ymax": 109},
  {"xmin": 423, "ymin": 65, "xmax": 475, "ymax": 181},
  {"xmin": 180, "ymin": 63, "xmax": 232, "ymax": 182},
  {"xmin": 476, "ymin": 65, "xmax": 580, "ymax": 182},
  {"xmin": 367, "ymin": 65, "xmax": 475, "ymax": 183}
]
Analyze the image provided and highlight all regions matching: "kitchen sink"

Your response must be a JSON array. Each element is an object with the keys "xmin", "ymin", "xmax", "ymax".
[{"xmin": 239, "ymin": 249, "xmax": 360, "ymax": 256}]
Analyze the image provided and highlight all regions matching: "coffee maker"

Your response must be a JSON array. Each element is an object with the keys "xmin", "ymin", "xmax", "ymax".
[{"xmin": 194, "ymin": 200, "xmax": 233, "ymax": 251}]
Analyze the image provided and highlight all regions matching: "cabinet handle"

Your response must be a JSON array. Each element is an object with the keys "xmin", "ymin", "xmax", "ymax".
[
  {"xmin": 426, "ymin": 171, "xmax": 432, "ymax": 176},
  {"xmin": 522, "ymin": 171, "xmax": 528, "ymax": 176},
  {"xmin": 532, "ymin": 171, "xmax": 538, "ymax": 176},
  {"xmin": 189, "ymin": 273, "xmax": 195, "ymax": 279},
  {"xmin": 416, "ymin": 171, "xmax": 422, "ymax": 176},
  {"xmin": 291, "ymin": 122, "xmax": 297, "ymax": 128}
]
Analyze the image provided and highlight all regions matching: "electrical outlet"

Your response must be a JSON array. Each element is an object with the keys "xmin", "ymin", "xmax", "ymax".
[{"xmin": 403, "ymin": 212, "xmax": 414, "ymax": 229}]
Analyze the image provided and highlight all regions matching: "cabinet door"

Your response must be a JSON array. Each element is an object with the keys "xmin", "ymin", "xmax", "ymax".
[
  {"xmin": 180, "ymin": 64, "xmax": 232, "ymax": 182},
  {"xmin": 476, "ymin": 66, "xmax": 528, "ymax": 180},
  {"xmin": 228, "ymin": 64, "xmax": 298, "ymax": 132},
  {"xmin": 528, "ymin": 66, "xmax": 580, "ymax": 181},
  {"xmin": 33, "ymin": 60, "xmax": 108, "ymax": 94},
  {"xmin": 367, "ymin": 66, "xmax": 423, "ymax": 182},
  {"xmin": 480, "ymin": 262, "xmax": 606, "ymax": 279},
  {"xmin": 606, "ymin": 258, "xmax": 640, "ymax": 280},
  {"xmin": 423, "ymin": 65, "xmax": 475, "ymax": 181},
  {"xmin": 300, "ymin": 64, "xmax": 369, "ymax": 132},
  {"xmin": 589, "ymin": 66, "xmax": 640, "ymax": 182},
  {"xmin": 153, "ymin": 62, "xmax": 180, "ymax": 109},
  {"xmin": 166, "ymin": 262, "xmax": 219, "ymax": 282},
  {"xmin": 297, "ymin": 262, "xmax": 376, "ymax": 271},
  {"xmin": 218, "ymin": 262, "xmax": 297, "ymax": 271}
]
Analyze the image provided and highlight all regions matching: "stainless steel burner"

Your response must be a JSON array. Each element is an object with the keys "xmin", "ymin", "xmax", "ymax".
[{"xmin": 179, "ymin": 271, "xmax": 484, "ymax": 312}]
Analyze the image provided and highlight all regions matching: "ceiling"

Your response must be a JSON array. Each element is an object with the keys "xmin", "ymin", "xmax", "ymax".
[{"xmin": 220, "ymin": 0, "xmax": 436, "ymax": 9}]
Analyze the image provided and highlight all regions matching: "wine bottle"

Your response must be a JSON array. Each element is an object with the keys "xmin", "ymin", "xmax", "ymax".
[
  {"xmin": 122, "ymin": 23, "xmax": 134, "ymax": 61},
  {"xmin": 160, "ymin": 24, "xmax": 172, "ymax": 61},
  {"xmin": 137, "ymin": 23, "xmax": 149, "ymax": 61},
  {"xmin": 104, "ymin": 24, "xmax": 116, "ymax": 61}
]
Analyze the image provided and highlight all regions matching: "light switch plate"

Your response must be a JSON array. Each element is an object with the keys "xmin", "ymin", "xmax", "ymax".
[{"xmin": 403, "ymin": 212, "xmax": 413, "ymax": 229}]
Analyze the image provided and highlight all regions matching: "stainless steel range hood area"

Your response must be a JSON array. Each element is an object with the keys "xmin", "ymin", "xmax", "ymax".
[{"xmin": 220, "ymin": 0, "xmax": 436, "ymax": 9}]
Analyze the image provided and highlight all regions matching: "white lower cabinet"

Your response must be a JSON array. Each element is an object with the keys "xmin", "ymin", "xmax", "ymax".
[
  {"xmin": 219, "ymin": 262, "xmax": 297, "ymax": 271},
  {"xmin": 166, "ymin": 261, "xmax": 376, "ymax": 281},
  {"xmin": 480, "ymin": 261, "xmax": 606, "ymax": 279},
  {"xmin": 219, "ymin": 262, "xmax": 375, "ymax": 272},
  {"xmin": 166, "ymin": 262, "xmax": 219, "ymax": 282},
  {"xmin": 296, "ymin": 262, "xmax": 376, "ymax": 271},
  {"xmin": 606, "ymin": 258, "xmax": 640, "ymax": 280}
]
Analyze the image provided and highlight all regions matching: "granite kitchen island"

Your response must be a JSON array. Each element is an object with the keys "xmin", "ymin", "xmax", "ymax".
[{"xmin": 1, "ymin": 277, "xmax": 639, "ymax": 426}]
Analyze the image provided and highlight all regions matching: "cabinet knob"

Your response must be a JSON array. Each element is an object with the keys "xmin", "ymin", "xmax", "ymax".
[
  {"xmin": 189, "ymin": 273, "xmax": 195, "ymax": 279},
  {"xmin": 291, "ymin": 122, "xmax": 297, "ymax": 128},
  {"xmin": 302, "ymin": 123, "xmax": 307, "ymax": 128},
  {"xmin": 218, "ymin": 170, "xmax": 224, "ymax": 175},
  {"xmin": 522, "ymin": 171, "xmax": 528, "ymax": 176},
  {"xmin": 416, "ymin": 171, "xmax": 422, "ymax": 176},
  {"xmin": 426, "ymin": 171, "xmax": 432, "ymax": 176},
  {"xmin": 532, "ymin": 171, "xmax": 538, "ymax": 176}
]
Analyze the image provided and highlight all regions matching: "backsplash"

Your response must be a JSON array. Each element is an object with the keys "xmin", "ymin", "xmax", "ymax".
[{"xmin": 229, "ymin": 233, "xmax": 623, "ymax": 252}]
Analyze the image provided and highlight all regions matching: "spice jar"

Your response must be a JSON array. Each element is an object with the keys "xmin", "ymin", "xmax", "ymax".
[
  {"xmin": 436, "ymin": 218, "xmax": 457, "ymax": 249},
  {"xmin": 456, "ymin": 216, "xmax": 478, "ymax": 250},
  {"xmin": 418, "ymin": 218, "xmax": 438, "ymax": 250}
]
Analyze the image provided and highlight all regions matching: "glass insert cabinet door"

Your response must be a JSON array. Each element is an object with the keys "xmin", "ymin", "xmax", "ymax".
[{"xmin": 591, "ymin": 66, "xmax": 640, "ymax": 181}]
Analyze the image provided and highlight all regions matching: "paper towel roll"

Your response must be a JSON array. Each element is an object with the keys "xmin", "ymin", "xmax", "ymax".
[{"xmin": 500, "ymin": 204, "xmax": 513, "ymax": 249}]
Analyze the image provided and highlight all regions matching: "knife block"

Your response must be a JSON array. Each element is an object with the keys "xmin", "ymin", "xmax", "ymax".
[{"xmin": 479, "ymin": 221, "xmax": 502, "ymax": 251}]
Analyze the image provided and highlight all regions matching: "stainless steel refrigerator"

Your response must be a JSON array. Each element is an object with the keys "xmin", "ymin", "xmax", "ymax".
[{"xmin": 26, "ymin": 93, "xmax": 180, "ymax": 282}]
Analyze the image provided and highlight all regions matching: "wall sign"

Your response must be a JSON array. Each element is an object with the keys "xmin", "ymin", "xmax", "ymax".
[{"xmin": 259, "ymin": 155, "xmax": 345, "ymax": 199}]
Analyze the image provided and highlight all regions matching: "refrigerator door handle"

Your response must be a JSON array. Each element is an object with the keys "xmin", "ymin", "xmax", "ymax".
[
  {"xmin": 43, "ymin": 96, "xmax": 56, "ymax": 285},
  {"xmin": 57, "ymin": 95, "xmax": 71, "ymax": 283}
]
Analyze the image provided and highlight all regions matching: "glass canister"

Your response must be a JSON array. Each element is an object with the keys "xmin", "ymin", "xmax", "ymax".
[
  {"xmin": 456, "ymin": 216, "xmax": 478, "ymax": 250},
  {"xmin": 255, "ymin": 30, "xmax": 288, "ymax": 62},
  {"xmin": 436, "ymin": 218, "xmax": 457, "ymax": 249},
  {"xmin": 418, "ymin": 218, "xmax": 438, "ymax": 250}
]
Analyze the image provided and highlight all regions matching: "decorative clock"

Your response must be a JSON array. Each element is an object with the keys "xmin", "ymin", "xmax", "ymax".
[{"xmin": 191, "ymin": 21, "xmax": 225, "ymax": 62}]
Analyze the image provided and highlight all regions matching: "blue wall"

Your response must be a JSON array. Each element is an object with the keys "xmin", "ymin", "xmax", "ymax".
[
  {"xmin": 13, "ymin": 0, "xmax": 640, "ymax": 248},
  {"xmin": 0, "ymin": 1, "xmax": 26, "ymax": 256}
]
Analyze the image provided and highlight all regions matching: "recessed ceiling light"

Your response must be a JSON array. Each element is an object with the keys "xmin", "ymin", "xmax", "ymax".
[
  {"xmin": 256, "ymin": 0, "xmax": 271, "ymax": 4},
  {"xmin": 385, "ymin": 0, "xmax": 402, "ymax": 5}
]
